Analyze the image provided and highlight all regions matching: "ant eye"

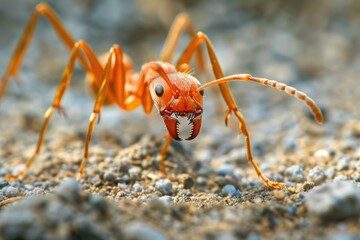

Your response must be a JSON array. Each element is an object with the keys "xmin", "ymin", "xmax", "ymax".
[
  {"xmin": 197, "ymin": 84, "xmax": 204, "ymax": 96},
  {"xmin": 155, "ymin": 84, "xmax": 164, "ymax": 97}
]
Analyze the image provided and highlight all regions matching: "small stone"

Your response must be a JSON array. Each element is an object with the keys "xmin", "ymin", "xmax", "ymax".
[
  {"xmin": 308, "ymin": 167, "xmax": 326, "ymax": 185},
  {"xmin": 216, "ymin": 165, "xmax": 234, "ymax": 176},
  {"xmin": 178, "ymin": 174, "xmax": 194, "ymax": 189},
  {"xmin": 285, "ymin": 165, "xmax": 305, "ymax": 183},
  {"xmin": 0, "ymin": 169, "xmax": 7, "ymax": 177},
  {"xmin": 354, "ymin": 175, "xmax": 360, "ymax": 182},
  {"xmin": 334, "ymin": 175, "xmax": 348, "ymax": 181},
  {"xmin": 195, "ymin": 149, "xmax": 212, "ymax": 162},
  {"xmin": 118, "ymin": 183, "xmax": 129, "ymax": 190},
  {"xmin": 128, "ymin": 166, "xmax": 142, "ymax": 180},
  {"xmin": 287, "ymin": 205, "xmax": 297, "ymax": 216},
  {"xmin": 314, "ymin": 149, "xmax": 331, "ymax": 162},
  {"xmin": 301, "ymin": 181, "xmax": 315, "ymax": 192},
  {"xmin": 305, "ymin": 181, "xmax": 360, "ymax": 221},
  {"xmin": 133, "ymin": 183, "xmax": 143, "ymax": 192},
  {"xmin": 222, "ymin": 184, "xmax": 241, "ymax": 198},
  {"xmin": 273, "ymin": 190, "xmax": 285, "ymax": 200},
  {"xmin": 337, "ymin": 156, "xmax": 351, "ymax": 171},
  {"xmin": 283, "ymin": 136, "xmax": 296, "ymax": 151},
  {"xmin": 25, "ymin": 187, "xmax": 46, "ymax": 196},
  {"xmin": 124, "ymin": 221, "xmax": 167, "ymax": 240},
  {"xmin": 158, "ymin": 196, "xmax": 173, "ymax": 205},
  {"xmin": 196, "ymin": 176, "xmax": 207, "ymax": 186},
  {"xmin": 325, "ymin": 167, "xmax": 336, "ymax": 179},
  {"xmin": 23, "ymin": 184, "xmax": 34, "ymax": 191},
  {"xmin": 55, "ymin": 179, "xmax": 82, "ymax": 203},
  {"xmin": 104, "ymin": 171, "xmax": 116, "ymax": 182},
  {"xmin": 0, "ymin": 180, "xmax": 10, "ymax": 189},
  {"xmin": 2, "ymin": 186, "xmax": 19, "ymax": 198},
  {"xmin": 272, "ymin": 173, "xmax": 284, "ymax": 182},
  {"xmin": 155, "ymin": 179, "xmax": 172, "ymax": 195},
  {"xmin": 287, "ymin": 187, "xmax": 296, "ymax": 193},
  {"xmin": 90, "ymin": 177, "xmax": 103, "ymax": 187}
]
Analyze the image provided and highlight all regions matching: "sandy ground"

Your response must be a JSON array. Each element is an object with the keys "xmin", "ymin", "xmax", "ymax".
[{"xmin": 0, "ymin": 0, "xmax": 359, "ymax": 239}]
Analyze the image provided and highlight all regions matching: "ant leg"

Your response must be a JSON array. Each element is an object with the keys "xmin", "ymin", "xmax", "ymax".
[
  {"xmin": 0, "ymin": 3, "xmax": 89, "ymax": 100},
  {"xmin": 233, "ymin": 111, "xmax": 285, "ymax": 189},
  {"xmin": 176, "ymin": 32, "xmax": 286, "ymax": 189},
  {"xmin": 4, "ymin": 41, "xmax": 103, "ymax": 180},
  {"xmin": 160, "ymin": 13, "xmax": 205, "ymax": 71},
  {"xmin": 76, "ymin": 46, "xmax": 124, "ymax": 181}
]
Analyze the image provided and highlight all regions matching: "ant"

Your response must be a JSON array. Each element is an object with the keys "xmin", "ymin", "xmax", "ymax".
[{"xmin": 0, "ymin": 3, "xmax": 323, "ymax": 189}]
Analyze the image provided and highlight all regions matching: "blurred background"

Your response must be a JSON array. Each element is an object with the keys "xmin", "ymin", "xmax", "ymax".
[{"xmin": 0, "ymin": 0, "xmax": 359, "ymax": 154}]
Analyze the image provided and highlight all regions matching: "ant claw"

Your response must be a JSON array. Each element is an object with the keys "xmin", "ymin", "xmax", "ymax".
[
  {"xmin": 57, "ymin": 106, "xmax": 67, "ymax": 118},
  {"xmin": 224, "ymin": 108, "xmax": 232, "ymax": 126}
]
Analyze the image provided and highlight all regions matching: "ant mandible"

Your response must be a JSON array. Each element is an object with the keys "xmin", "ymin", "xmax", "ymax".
[{"xmin": 0, "ymin": 3, "xmax": 323, "ymax": 189}]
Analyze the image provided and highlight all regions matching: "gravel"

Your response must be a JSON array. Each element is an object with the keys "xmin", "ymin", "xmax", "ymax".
[
  {"xmin": 2, "ymin": 186, "xmax": 20, "ymax": 198},
  {"xmin": 285, "ymin": 165, "xmax": 305, "ymax": 183},
  {"xmin": 307, "ymin": 167, "xmax": 326, "ymax": 185},
  {"xmin": 155, "ymin": 179, "xmax": 173, "ymax": 195},
  {"xmin": 0, "ymin": 0, "xmax": 359, "ymax": 239},
  {"xmin": 305, "ymin": 181, "xmax": 360, "ymax": 221}
]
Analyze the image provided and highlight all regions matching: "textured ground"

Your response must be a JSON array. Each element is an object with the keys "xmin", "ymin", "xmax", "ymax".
[{"xmin": 0, "ymin": 0, "xmax": 359, "ymax": 239}]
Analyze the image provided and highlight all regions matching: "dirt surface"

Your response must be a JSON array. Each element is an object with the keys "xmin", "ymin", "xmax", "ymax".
[{"xmin": 0, "ymin": 0, "xmax": 359, "ymax": 239}]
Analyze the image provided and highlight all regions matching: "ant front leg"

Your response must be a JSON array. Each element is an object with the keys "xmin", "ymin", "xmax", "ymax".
[
  {"xmin": 4, "ymin": 41, "xmax": 104, "ymax": 180},
  {"xmin": 177, "ymin": 32, "xmax": 286, "ymax": 189},
  {"xmin": 0, "ymin": 3, "xmax": 89, "ymax": 100}
]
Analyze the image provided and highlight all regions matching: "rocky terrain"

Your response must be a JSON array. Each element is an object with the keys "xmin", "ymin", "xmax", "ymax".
[{"xmin": 0, "ymin": 0, "xmax": 359, "ymax": 239}]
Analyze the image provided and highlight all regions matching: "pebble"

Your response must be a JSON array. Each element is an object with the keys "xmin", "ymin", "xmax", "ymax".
[
  {"xmin": 133, "ymin": 183, "xmax": 143, "ymax": 192},
  {"xmin": 104, "ymin": 171, "xmax": 116, "ymax": 182},
  {"xmin": 0, "ymin": 180, "xmax": 10, "ymax": 189},
  {"xmin": 55, "ymin": 179, "xmax": 82, "ymax": 203},
  {"xmin": 314, "ymin": 149, "xmax": 331, "ymax": 162},
  {"xmin": 334, "ymin": 175, "xmax": 348, "ymax": 181},
  {"xmin": 285, "ymin": 165, "xmax": 305, "ymax": 183},
  {"xmin": 325, "ymin": 167, "xmax": 336, "ymax": 179},
  {"xmin": 25, "ymin": 187, "xmax": 46, "ymax": 196},
  {"xmin": 301, "ymin": 181, "xmax": 315, "ymax": 192},
  {"xmin": 90, "ymin": 177, "xmax": 103, "ymax": 187},
  {"xmin": 159, "ymin": 196, "xmax": 173, "ymax": 205},
  {"xmin": 305, "ymin": 181, "xmax": 360, "ymax": 221},
  {"xmin": 178, "ymin": 174, "xmax": 194, "ymax": 189},
  {"xmin": 336, "ymin": 156, "xmax": 351, "ymax": 171},
  {"xmin": 196, "ymin": 176, "xmax": 207, "ymax": 186},
  {"xmin": 222, "ymin": 184, "xmax": 241, "ymax": 198},
  {"xmin": 155, "ymin": 179, "xmax": 173, "ymax": 195},
  {"xmin": 2, "ymin": 186, "xmax": 20, "ymax": 198},
  {"xmin": 354, "ymin": 175, "xmax": 360, "ymax": 182},
  {"xmin": 0, "ymin": 169, "xmax": 7, "ymax": 177},
  {"xmin": 273, "ymin": 190, "xmax": 285, "ymax": 200},
  {"xmin": 217, "ymin": 165, "xmax": 234, "ymax": 176},
  {"xmin": 124, "ymin": 221, "xmax": 167, "ymax": 240},
  {"xmin": 307, "ymin": 167, "xmax": 326, "ymax": 185},
  {"xmin": 23, "ymin": 184, "xmax": 35, "ymax": 191},
  {"xmin": 128, "ymin": 166, "xmax": 142, "ymax": 180}
]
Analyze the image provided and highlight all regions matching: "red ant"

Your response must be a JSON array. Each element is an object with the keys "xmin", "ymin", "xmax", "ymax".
[{"xmin": 0, "ymin": 3, "xmax": 323, "ymax": 189}]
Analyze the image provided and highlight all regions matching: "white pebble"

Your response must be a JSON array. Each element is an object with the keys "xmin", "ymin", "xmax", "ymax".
[{"xmin": 285, "ymin": 165, "xmax": 305, "ymax": 183}]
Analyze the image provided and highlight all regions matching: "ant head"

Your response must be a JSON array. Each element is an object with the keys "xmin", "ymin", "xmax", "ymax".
[{"xmin": 149, "ymin": 73, "xmax": 204, "ymax": 141}]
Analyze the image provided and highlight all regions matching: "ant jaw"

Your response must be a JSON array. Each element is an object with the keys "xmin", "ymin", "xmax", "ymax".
[{"xmin": 161, "ymin": 110, "xmax": 202, "ymax": 141}]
